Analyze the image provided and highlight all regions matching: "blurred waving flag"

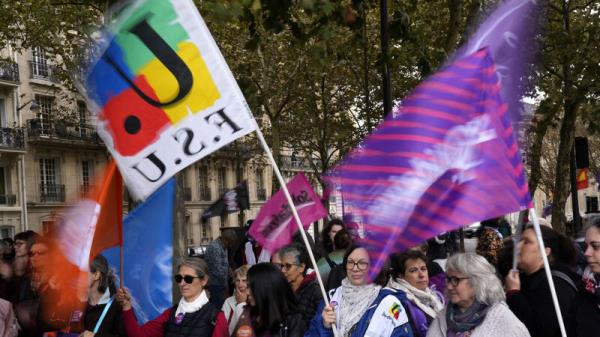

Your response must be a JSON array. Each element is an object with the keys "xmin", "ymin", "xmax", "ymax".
[
  {"xmin": 83, "ymin": 0, "xmax": 256, "ymax": 200},
  {"xmin": 326, "ymin": 0, "xmax": 539, "ymax": 279},
  {"xmin": 39, "ymin": 160, "xmax": 122, "ymax": 327}
]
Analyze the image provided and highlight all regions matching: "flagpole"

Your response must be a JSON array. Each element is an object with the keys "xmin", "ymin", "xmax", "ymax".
[
  {"xmin": 253, "ymin": 126, "xmax": 339, "ymax": 337},
  {"xmin": 528, "ymin": 208, "xmax": 567, "ymax": 337}
]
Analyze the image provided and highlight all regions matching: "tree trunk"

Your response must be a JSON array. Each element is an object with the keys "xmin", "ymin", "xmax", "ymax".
[
  {"xmin": 550, "ymin": 99, "xmax": 578, "ymax": 233},
  {"xmin": 444, "ymin": 0, "xmax": 463, "ymax": 53},
  {"xmin": 527, "ymin": 102, "xmax": 554, "ymax": 194}
]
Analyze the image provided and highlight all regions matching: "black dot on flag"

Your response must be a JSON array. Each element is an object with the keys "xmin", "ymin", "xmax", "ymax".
[
  {"xmin": 175, "ymin": 158, "xmax": 182, "ymax": 165},
  {"xmin": 124, "ymin": 115, "xmax": 141, "ymax": 135}
]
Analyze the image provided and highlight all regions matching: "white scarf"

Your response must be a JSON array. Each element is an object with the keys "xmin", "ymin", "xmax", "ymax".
[
  {"xmin": 97, "ymin": 288, "xmax": 111, "ymax": 305},
  {"xmin": 387, "ymin": 278, "xmax": 444, "ymax": 319},
  {"xmin": 338, "ymin": 278, "xmax": 380, "ymax": 337},
  {"xmin": 175, "ymin": 290, "xmax": 209, "ymax": 316},
  {"xmin": 244, "ymin": 241, "xmax": 270, "ymax": 265}
]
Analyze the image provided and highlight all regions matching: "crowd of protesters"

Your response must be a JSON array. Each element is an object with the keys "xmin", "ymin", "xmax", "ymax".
[{"xmin": 1, "ymin": 216, "xmax": 600, "ymax": 337}]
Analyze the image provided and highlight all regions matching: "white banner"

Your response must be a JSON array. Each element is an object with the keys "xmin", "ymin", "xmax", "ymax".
[{"xmin": 85, "ymin": 0, "xmax": 256, "ymax": 200}]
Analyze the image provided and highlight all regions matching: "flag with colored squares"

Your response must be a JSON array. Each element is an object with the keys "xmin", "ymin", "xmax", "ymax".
[{"xmin": 85, "ymin": 0, "xmax": 256, "ymax": 200}]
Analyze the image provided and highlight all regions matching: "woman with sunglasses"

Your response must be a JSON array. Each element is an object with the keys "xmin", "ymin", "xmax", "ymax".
[
  {"xmin": 305, "ymin": 244, "xmax": 414, "ymax": 337},
  {"xmin": 388, "ymin": 250, "xmax": 444, "ymax": 337},
  {"xmin": 232, "ymin": 263, "xmax": 304, "ymax": 337},
  {"xmin": 427, "ymin": 253, "xmax": 529, "ymax": 337},
  {"xmin": 572, "ymin": 219, "xmax": 600, "ymax": 337},
  {"xmin": 116, "ymin": 257, "xmax": 228, "ymax": 337}
]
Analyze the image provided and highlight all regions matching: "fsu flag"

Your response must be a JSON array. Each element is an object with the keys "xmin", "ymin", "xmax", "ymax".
[
  {"xmin": 249, "ymin": 172, "xmax": 327, "ymax": 253},
  {"xmin": 201, "ymin": 181, "xmax": 250, "ymax": 222},
  {"xmin": 84, "ymin": 0, "xmax": 256, "ymax": 200}
]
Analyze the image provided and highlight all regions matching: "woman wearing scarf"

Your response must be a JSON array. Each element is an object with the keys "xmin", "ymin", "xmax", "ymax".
[
  {"xmin": 80, "ymin": 254, "xmax": 126, "ymax": 337},
  {"xmin": 427, "ymin": 253, "xmax": 529, "ymax": 337},
  {"xmin": 116, "ymin": 257, "xmax": 228, "ymax": 337},
  {"xmin": 305, "ymin": 244, "xmax": 414, "ymax": 337},
  {"xmin": 574, "ymin": 219, "xmax": 600, "ymax": 337},
  {"xmin": 388, "ymin": 250, "xmax": 444, "ymax": 337}
]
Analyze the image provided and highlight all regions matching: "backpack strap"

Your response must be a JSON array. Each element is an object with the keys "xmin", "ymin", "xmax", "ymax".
[
  {"xmin": 551, "ymin": 270, "xmax": 577, "ymax": 292},
  {"xmin": 324, "ymin": 255, "xmax": 337, "ymax": 269}
]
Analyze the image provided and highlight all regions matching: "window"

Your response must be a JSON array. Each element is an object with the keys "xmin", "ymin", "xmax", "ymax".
[
  {"xmin": 0, "ymin": 98, "xmax": 5, "ymax": 127},
  {"xmin": 197, "ymin": 166, "xmax": 210, "ymax": 200},
  {"xmin": 41, "ymin": 219, "xmax": 55, "ymax": 234},
  {"xmin": 217, "ymin": 167, "xmax": 227, "ymax": 195},
  {"xmin": 81, "ymin": 160, "xmax": 93, "ymax": 195},
  {"xmin": 236, "ymin": 166, "xmax": 244, "ymax": 184},
  {"xmin": 78, "ymin": 101, "xmax": 87, "ymax": 137},
  {"xmin": 0, "ymin": 167, "xmax": 6, "ymax": 204},
  {"xmin": 255, "ymin": 167, "xmax": 265, "ymax": 200},
  {"xmin": 39, "ymin": 158, "xmax": 62, "ymax": 202},
  {"xmin": 202, "ymin": 222, "xmax": 208, "ymax": 238},
  {"xmin": 35, "ymin": 95, "xmax": 54, "ymax": 135},
  {"xmin": 0, "ymin": 226, "xmax": 14, "ymax": 239},
  {"xmin": 587, "ymin": 196, "xmax": 599, "ymax": 214},
  {"xmin": 32, "ymin": 47, "xmax": 49, "ymax": 78},
  {"xmin": 220, "ymin": 215, "xmax": 225, "ymax": 228}
]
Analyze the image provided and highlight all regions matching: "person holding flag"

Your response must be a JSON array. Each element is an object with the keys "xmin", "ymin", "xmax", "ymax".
[
  {"xmin": 80, "ymin": 254, "xmax": 125, "ymax": 337},
  {"xmin": 116, "ymin": 257, "xmax": 228, "ymax": 337},
  {"xmin": 305, "ymin": 245, "xmax": 414, "ymax": 337}
]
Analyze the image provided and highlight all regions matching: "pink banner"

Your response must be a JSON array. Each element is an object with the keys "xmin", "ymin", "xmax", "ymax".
[{"xmin": 249, "ymin": 172, "xmax": 328, "ymax": 253}]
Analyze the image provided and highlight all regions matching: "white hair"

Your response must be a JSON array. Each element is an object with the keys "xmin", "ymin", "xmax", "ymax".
[{"xmin": 446, "ymin": 253, "xmax": 505, "ymax": 305}]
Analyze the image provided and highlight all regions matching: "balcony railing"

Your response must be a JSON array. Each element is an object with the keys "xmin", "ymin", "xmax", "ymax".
[
  {"xmin": 0, "ymin": 60, "xmax": 19, "ymax": 83},
  {"xmin": 184, "ymin": 187, "xmax": 192, "ymax": 201},
  {"xmin": 0, "ymin": 194, "xmax": 17, "ymax": 206},
  {"xmin": 257, "ymin": 188, "xmax": 266, "ymax": 201},
  {"xmin": 199, "ymin": 187, "xmax": 211, "ymax": 201},
  {"xmin": 29, "ymin": 61, "xmax": 57, "ymax": 82},
  {"xmin": 27, "ymin": 119, "xmax": 102, "ymax": 145},
  {"xmin": 281, "ymin": 155, "xmax": 313, "ymax": 170},
  {"xmin": 0, "ymin": 128, "xmax": 25, "ymax": 151},
  {"xmin": 40, "ymin": 183, "xmax": 65, "ymax": 202}
]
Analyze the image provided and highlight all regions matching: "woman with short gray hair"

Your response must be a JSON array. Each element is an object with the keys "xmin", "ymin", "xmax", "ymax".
[{"xmin": 426, "ymin": 253, "xmax": 530, "ymax": 337}]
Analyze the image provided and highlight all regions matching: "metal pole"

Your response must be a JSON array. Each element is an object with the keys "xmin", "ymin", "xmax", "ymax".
[
  {"xmin": 569, "ymin": 145, "xmax": 582, "ymax": 236},
  {"xmin": 380, "ymin": 0, "xmax": 392, "ymax": 117}
]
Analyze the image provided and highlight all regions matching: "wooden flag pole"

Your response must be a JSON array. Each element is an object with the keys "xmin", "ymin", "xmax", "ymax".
[
  {"xmin": 253, "ymin": 126, "xmax": 339, "ymax": 337},
  {"xmin": 528, "ymin": 208, "xmax": 567, "ymax": 337}
]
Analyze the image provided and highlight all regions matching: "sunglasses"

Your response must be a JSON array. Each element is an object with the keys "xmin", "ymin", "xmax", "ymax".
[{"xmin": 174, "ymin": 274, "xmax": 202, "ymax": 284}]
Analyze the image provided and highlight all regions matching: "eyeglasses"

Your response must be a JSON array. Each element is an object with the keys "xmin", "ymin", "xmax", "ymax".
[
  {"xmin": 346, "ymin": 260, "xmax": 369, "ymax": 271},
  {"xmin": 446, "ymin": 276, "xmax": 469, "ymax": 287},
  {"xmin": 28, "ymin": 250, "xmax": 47, "ymax": 257},
  {"xmin": 174, "ymin": 274, "xmax": 202, "ymax": 284},
  {"xmin": 280, "ymin": 263, "xmax": 298, "ymax": 272}
]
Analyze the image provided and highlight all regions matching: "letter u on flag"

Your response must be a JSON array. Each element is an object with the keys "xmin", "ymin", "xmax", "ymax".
[
  {"xmin": 249, "ymin": 172, "xmax": 327, "ymax": 253},
  {"xmin": 83, "ymin": 0, "xmax": 256, "ymax": 200}
]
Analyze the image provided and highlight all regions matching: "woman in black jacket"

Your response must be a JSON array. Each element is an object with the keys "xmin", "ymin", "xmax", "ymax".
[
  {"xmin": 81, "ymin": 254, "xmax": 126, "ymax": 337},
  {"xmin": 574, "ymin": 219, "xmax": 600, "ymax": 337},
  {"xmin": 505, "ymin": 225, "xmax": 578, "ymax": 337},
  {"xmin": 233, "ymin": 263, "xmax": 304, "ymax": 337}
]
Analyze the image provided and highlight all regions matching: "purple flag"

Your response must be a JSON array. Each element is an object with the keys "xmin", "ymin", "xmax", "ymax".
[
  {"xmin": 453, "ymin": 0, "xmax": 540, "ymax": 136},
  {"xmin": 326, "ymin": 47, "xmax": 532, "ymax": 279},
  {"xmin": 249, "ymin": 172, "xmax": 328, "ymax": 253}
]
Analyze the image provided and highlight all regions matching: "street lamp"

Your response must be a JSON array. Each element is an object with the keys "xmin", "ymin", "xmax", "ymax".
[{"xmin": 16, "ymin": 99, "xmax": 40, "ymax": 112}]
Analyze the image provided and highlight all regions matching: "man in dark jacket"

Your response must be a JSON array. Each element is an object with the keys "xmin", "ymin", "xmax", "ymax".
[{"xmin": 277, "ymin": 243, "xmax": 322, "ymax": 329}]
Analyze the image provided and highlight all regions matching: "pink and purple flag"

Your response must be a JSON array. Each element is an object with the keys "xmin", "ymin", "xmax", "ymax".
[
  {"xmin": 249, "ymin": 172, "xmax": 327, "ymax": 253},
  {"xmin": 325, "ymin": 0, "xmax": 541, "ymax": 279}
]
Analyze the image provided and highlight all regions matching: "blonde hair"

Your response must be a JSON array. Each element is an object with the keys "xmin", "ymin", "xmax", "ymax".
[{"xmin": 234, "ymin": 264, "xmax": 250, "ymax": 280}]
